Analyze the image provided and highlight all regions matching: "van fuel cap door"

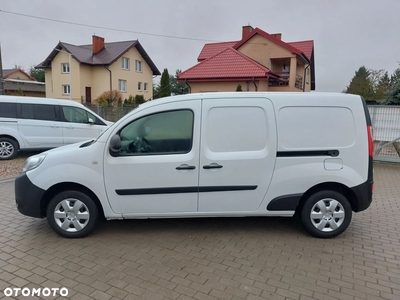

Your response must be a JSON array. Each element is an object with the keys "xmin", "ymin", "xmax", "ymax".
[{"xmin": 324, "ymin": 158, "xmax": 343, "ymax": 170}]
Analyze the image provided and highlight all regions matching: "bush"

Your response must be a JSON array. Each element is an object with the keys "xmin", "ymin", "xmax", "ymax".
[
  {"xmin": 236, "ymin": 84, "xmax": 242, "ymax": 92},
  {"xmin": 135, "ymin": 95, "xmax": 145, "ymax": 105},
  {"xmin": 96, "ymin": 90, "xmax": 122, "ymax": 107}
]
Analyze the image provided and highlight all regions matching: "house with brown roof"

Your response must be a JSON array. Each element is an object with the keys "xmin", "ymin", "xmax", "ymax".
[
  {"xmin": 2, "ymin": 68, "xmax": 45, "ymax": 97},
  {"xmin": 178, "ymin": 26, "xmax": 315, "ymax": 93},
  {"xmin": 36, "ymin": 36, "xmax": 160, "ymax": 103}
]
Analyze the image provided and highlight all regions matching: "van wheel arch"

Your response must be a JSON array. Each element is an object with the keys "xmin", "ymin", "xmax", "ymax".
[
  {"xmin": 41, "ymin": 182, "xmax": 105, "ymax": 219},
  {"xmin": 295, "ymin": 182, "xmax": 357, "ymax": 215}
]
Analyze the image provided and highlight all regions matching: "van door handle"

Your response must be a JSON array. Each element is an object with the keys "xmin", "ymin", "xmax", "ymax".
[
  {"xmin": 203, "ymin": 163, "xmax": 223, "ymax": 169},
  {"xmin": 176, "ymin": 164, "xmax": 196, "ymax": 170}
]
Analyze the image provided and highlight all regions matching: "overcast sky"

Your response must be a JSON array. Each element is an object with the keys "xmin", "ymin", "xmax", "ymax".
[{"xmin": 1, "ymin": 0, "xmax": 399, "ymax": 92}]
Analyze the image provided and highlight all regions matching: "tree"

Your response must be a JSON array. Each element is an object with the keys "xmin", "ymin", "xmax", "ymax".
[
  {"xmin": 170, "ymin": 69, "xmax": 189, "ymax": 95},
  {"xmin": 29, "ymin": 66, "xmax": 45, "ymax": 82},
  {"xmin": 236, "ymin": 84, "xmax": 242, "ymax": 91},
  {"xmin": 158, "ymin": 68, "xmax": 171, "ymax": 98},
  {"xmin": 344, "ymin": 66, "xmax": 373, "ymax": 99},
  {"xmin": 374, "ymin": 71, "xmax": 391, "ymax": 101},
  {"xmin": 390, "ymin": 66, "xmax": 400, "ymax": 90},
  {"xmin": 383, "ymin": 82, "xmax": 400, "ymax": 105}
]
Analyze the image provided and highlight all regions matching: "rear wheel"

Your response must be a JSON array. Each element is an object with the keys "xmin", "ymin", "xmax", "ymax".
[
  {"xmin": 47, "ymin": 190, "xmax": 99, "ymax": 238},
  {"xmin": 0, "ymin": 137, "xmax": 18, "ymax": 160},
  {"xmin": 301, "ymin": 190, "xmax": 352, "ymax": 238}
]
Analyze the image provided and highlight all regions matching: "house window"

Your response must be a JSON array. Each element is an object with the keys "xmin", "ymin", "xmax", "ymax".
[
  {"xmin": 138, "ymin": 82, "xmax": 142, "ymax": 91},
  {"xmin": 144, "ymin": 83, "xmax": 148, "ymax": 91},
  {"xmin": 118, "ymin": 80, "xmax": 127, "ymax": 92},
  {"xmin": 135, "ymin": 60, "xmax": 142, "ymax": 72},
  {"xmin": 62, "ymin": 85, "xmax": 70, "ymax": 95},
  {"xmin": 122, "ymin": 57, "xmax": 129, "ymax": 70},
  {"xmin": 62, "ymin": 63, "xmax": 70, "ymax": 73}
]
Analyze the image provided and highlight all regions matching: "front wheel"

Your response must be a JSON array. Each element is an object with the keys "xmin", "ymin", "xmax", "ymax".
[
  {"xmin": 301, "ymin": 190, "xmax": 352, "ymax": 238},
  {"xmin": 47, "ymin": 190, "xmax": 99, "ymax": 238}
]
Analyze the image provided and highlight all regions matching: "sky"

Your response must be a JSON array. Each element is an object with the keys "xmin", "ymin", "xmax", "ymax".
[{"xmin": 0, "ymin": 0, "xmax": 399, "ymax": 92}]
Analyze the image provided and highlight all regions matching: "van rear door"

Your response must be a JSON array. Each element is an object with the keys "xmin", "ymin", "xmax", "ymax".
[{"xmin": 198, "ymin": 97, "xmax": 276, "ymax": 212}]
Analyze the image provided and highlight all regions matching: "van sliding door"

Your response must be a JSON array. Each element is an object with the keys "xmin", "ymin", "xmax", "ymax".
[{"xmin": 198, "ymin": 97, "xmax": 277, "ymax": 212}]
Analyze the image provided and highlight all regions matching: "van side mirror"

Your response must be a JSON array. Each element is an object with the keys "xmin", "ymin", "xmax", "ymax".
[
  {"xmin": 109, "ymin": 134, "xmax": 121, "ymax": 157},
  {"xmin": 88, "ymin": 118, "xmax": 94, "ymax": 124}
]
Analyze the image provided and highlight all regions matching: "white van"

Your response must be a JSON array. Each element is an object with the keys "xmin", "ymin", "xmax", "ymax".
[
  {"xmin": 0, "ymin": 96, "xmax": 112, "ymax": 160},
  {"xmin": 15, "ymin": 92, "xmax": 374, "ymax": 238}
]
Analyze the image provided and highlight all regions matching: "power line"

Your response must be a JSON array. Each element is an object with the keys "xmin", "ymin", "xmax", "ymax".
[{"xmin": 0, "ymin": 9, "xmax": 219, "ymax": 43}]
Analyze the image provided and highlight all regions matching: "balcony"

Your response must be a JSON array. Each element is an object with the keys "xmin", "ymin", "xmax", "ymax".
[{"xmin": 269, "ymin": 72, "xmax": 303, "ymax": 89}]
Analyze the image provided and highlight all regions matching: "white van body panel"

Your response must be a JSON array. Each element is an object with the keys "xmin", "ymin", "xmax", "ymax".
[
  {"xmin": 26, "ymin": 141, "xmax": 119, "ymax": 218},
  {"xmin": 104, "ymin": 99, "xmax": 202, "ymax": 214},
  {"xmin": 198, "ymin": 97, "xmax": 276, "ymax": 212},
  {"xmin": 16, "ymin": 92, "xmax": 373, "ymax": 238}
]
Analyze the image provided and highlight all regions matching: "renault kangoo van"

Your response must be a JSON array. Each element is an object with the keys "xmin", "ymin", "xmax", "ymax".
[{"xmin": 15, "ymin": 92, "xmax": 373, "ymax": 238}]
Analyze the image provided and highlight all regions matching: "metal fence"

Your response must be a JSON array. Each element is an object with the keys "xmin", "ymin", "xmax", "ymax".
[
  {"xmin": 84, "ymin": 104, "xmax": 137, "ymax": 122},
  {"xmin": 368, "ymin": 105, "xmax": 400, "ymax": 163}
]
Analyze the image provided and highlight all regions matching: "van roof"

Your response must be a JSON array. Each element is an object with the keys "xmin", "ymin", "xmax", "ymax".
[
  {"xmin": 139, "ymin": 92, "xmax": 362, "ymax": 109},
  {"xmin": 0, "ymin": 95, "xmax": 87, "ymax": 108}
]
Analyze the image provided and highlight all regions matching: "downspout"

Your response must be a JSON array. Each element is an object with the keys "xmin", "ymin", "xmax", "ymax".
[
  {"xmin": 104, "ymin": 66, "xmax": 112, "ymax": 92},
  {"xmin": 252, "ymin": 77, "xmax": 258, "ymax": 91},
  {"xmin": 185, "ymin": 79, "xmax": 191, "ymax": 93},
  {"xmin": 303, "ymin": 64, "xmax": 310, "ymax": 92}
]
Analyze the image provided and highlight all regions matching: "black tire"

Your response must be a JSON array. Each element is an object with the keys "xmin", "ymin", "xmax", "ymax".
[
  {"xmin": 47, "ymin": 190, "xmax": 99, "ymax": 238},
  {"xmin": 301, "ymin": 190, "xmax": 352, "ymax": 238},
  {"xmin": 0, "ymin": 137, "xmax": 18, "ymax": 160}
]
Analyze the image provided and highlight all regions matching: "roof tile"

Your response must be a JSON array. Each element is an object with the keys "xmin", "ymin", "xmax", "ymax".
[
  {"xmin": 179, "ymin": 47, "xmax": 275, "ymax": 80},
  {"xmin": 197, "ymin": 41, "xmax": 238, "ymax": 61},
  {"xmin": 36, "ymin": 40, "xmax": 160, "ymax": 75},
  {"xmin": 288, "ymin": 40, "xmax": 314, "ymax": 60}
]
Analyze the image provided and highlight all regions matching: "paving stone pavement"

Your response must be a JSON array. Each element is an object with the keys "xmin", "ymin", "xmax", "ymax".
[{"xmin": 0, "ymin": 162, "xmax": 399, "ymax": 300}]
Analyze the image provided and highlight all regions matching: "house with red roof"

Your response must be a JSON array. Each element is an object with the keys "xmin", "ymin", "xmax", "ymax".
[
  {"xmin": 36, "ymin": 36, "xmax": 160, "ymax": 103},
  {"xmin": 178, "ymin": 26, "xmax": 315, "ymax": 93},
  {"xmin": 2, "ymin": 68, "xmax": 45, "ymax": 97}
]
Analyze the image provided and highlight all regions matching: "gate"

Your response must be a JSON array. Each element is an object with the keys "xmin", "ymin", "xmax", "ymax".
[{"xmin": 368, "ymin": 105, "xmax": 400, "ymax": 163}]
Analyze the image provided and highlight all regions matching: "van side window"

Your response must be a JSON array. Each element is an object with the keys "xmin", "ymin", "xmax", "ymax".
[
  {"xmin": 62, "ymin": 106, "xmax": 105, "ymax": 125},
  {"xmin": 0, "ymin": 103, "xmax": 17, "ymax": 118},
  {"xmin": 62, "ymin": 106, "xmax": 89, "ymax": 123},
  {"xmin": 119, "ymin": 110, "xmax": 193, "ymax": 155},
  {"xmin": 62, "ymin": 106, "xmax": 106, "ymax": 125},
  {"xmin": 20, "ymin": 104, "xmax": 57, "ymax": 121}
]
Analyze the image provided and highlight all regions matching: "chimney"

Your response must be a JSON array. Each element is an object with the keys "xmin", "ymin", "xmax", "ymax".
[
  {"xmin": 271, "ymin": 33, "xmax": 282, "ymax": 40},
  {"xmin": 92, "ymin": 35, "xmax": 105, "ymax": 54},
  {"xmin": 242, "ymin": 25, "xmax": 254, "ymax": 39}
]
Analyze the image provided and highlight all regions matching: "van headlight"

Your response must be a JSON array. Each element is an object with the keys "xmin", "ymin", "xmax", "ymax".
[{"xmin": 22, "ymin": 154, "xmax": 47, "ymax": 172}]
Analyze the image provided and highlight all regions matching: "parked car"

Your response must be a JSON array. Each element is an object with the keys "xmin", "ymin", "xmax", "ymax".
[
  {"xmin": 0, "ymin": 96, "xmax": 112, "ymax": 160},
  {"xmin": 15, "ymin": 92, "xmax": 373, "ymax": 238}
]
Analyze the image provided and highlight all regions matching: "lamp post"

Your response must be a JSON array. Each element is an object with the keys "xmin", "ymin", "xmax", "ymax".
[{"xmin": 54, "ymin": 48, "xmax": 72, "ymax": 101}]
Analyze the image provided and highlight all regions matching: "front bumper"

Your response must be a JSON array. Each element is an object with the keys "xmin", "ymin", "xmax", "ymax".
[{"xmin": 15, "ymin": 173, "xmax": 46, "ymax": 218}]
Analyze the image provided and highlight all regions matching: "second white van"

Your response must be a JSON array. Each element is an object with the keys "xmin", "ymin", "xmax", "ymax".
[
  {"xmin": 15, "ymin": 92, "xmax": 374, "ymax": 239},
  {"xmin": 0, "ymin": 96, "xmax": 113, "ymax": 160}
]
